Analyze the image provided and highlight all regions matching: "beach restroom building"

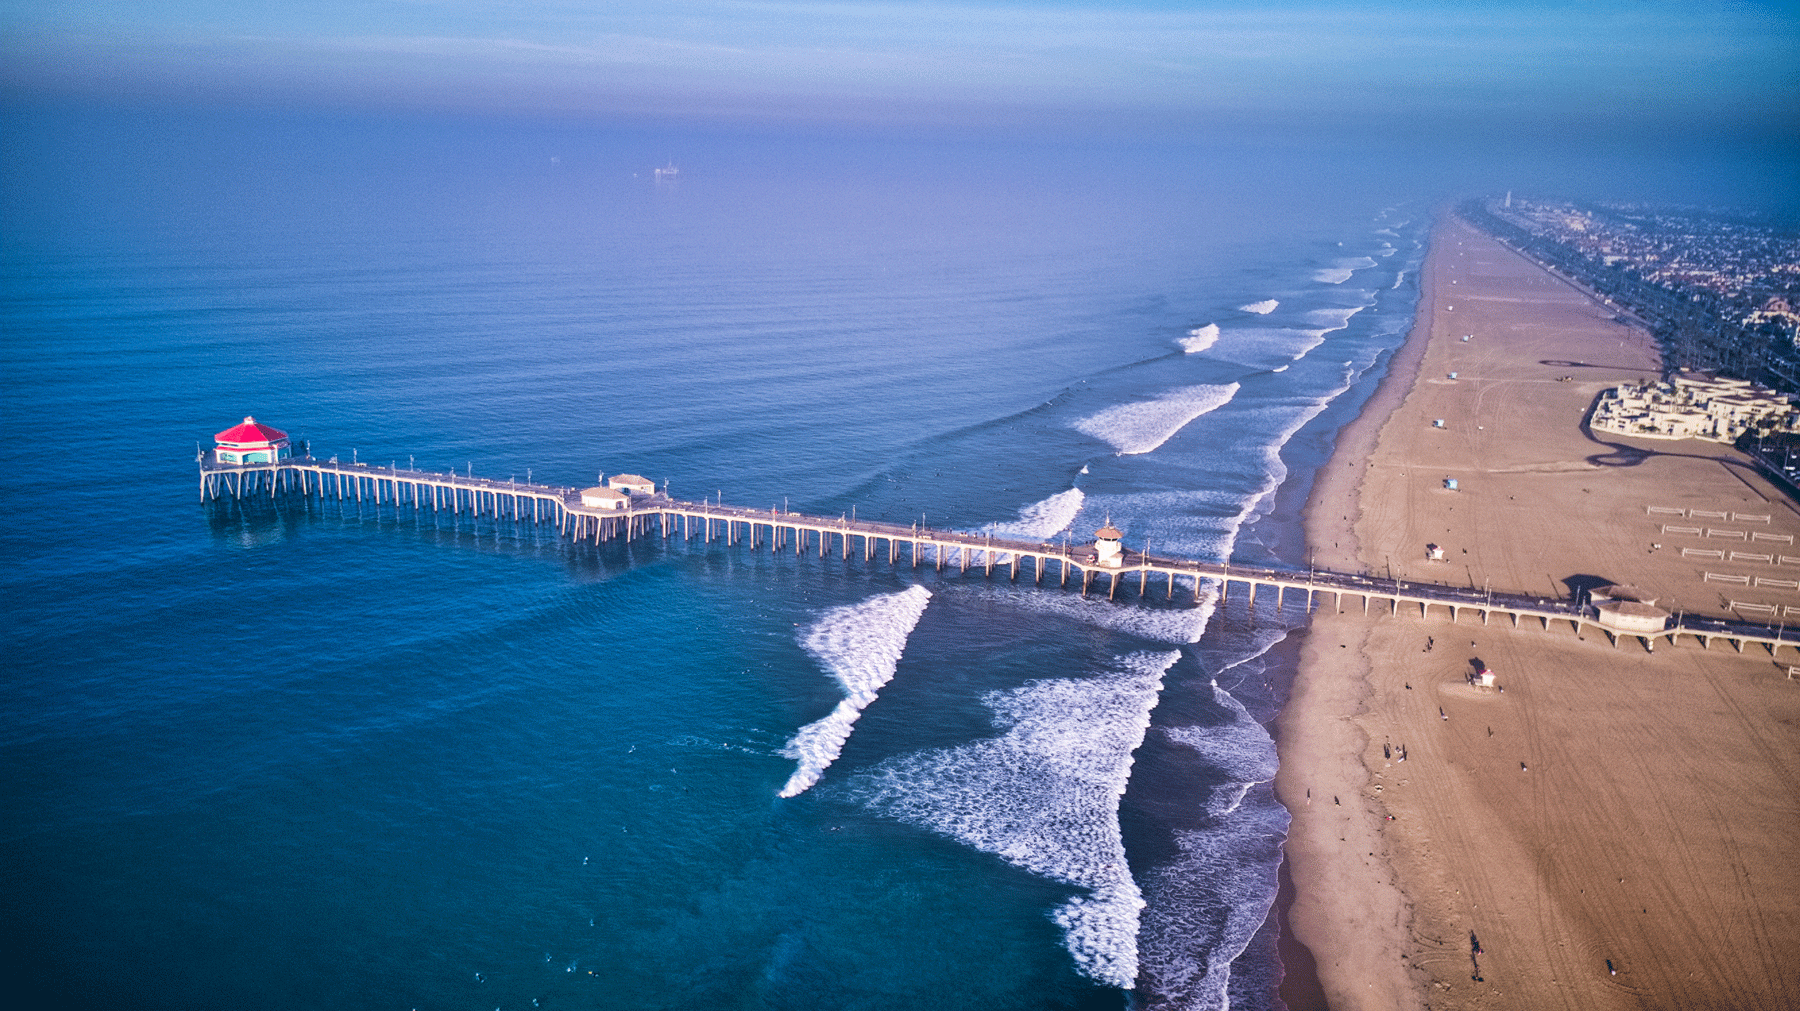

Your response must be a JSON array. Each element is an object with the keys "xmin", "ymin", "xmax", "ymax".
[{"xmin": 213, "ymin": 416, "xmax": 291, "ymax": 465}]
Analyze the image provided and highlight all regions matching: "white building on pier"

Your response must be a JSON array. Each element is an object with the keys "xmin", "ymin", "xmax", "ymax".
[{"xmin": 213, "ymin": 416, "xmax": 291, "ymax": 465}]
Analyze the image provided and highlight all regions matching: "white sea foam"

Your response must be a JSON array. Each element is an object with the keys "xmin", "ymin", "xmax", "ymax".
[
  {"xmin": 1137, "ymin": 801, "xmax": 1288, "ymax": 1010},
  {"xmin": 1305, "ymin": 305, "xmax": 1365, "ymax": 335},
  {"xmin": 1163, "ymin": 682, "xmax": 1280, "ymax": 817},
  {"xmin": 1137, "ymin": 681, "xmax": 1285, "ymax": 1010},
  {"xmin": 847, "ymin": 651, "xmax": 1179, "ymax": 989},
  {"xmin": 1073, "ymin": 383, "xmax": 1239, "ymax": 456},
  {"xmin": 1179, "ymin": 323, "xmax": 1220, "ymax": 354},
  {"xmin": 777, "ymin": 585, "xmax": 931, "ymax": 797},
  {"xmin": 1075, "ymin": 362, "xmax": 1364, "ymax": 565},
  {"xmin": 1237, "ymin": 299, "xmax": 1278, "ymax": 315},
  {"xmin": 955, "ymin": 582, "xmax": 1216, "ymax": 645},
  {"xmin": 1312, "ymin": 256, "xmax": 1376, "ymax": 284},
  {"xmin": 983, "ymin": 487, "xmax": 1085, "ymax": 541}
]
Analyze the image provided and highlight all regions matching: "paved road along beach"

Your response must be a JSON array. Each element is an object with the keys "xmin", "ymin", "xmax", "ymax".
[{"xmin": 1276, "ymin": 213, "xmax": 1800, "ymax": 1009}]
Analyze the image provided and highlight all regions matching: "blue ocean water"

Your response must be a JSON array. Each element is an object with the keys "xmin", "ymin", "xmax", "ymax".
[{"xmin": 11, "ymin": 103, "xmax": 1771, "ymax": 1010}]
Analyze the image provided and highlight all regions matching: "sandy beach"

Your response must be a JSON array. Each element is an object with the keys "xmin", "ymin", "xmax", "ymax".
[{"xmin": 1276, "ymin": 213, "xmax": 1800, "ymax": 1009}]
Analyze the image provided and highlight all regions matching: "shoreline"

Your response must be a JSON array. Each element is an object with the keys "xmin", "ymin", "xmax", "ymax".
[
  {"xmin": 1268, "ymin": 207, "xmax": 1446, "ymax": 1011},
  {"xmin": 1272, "ymin": 209, "xmax": 1800, "ymax": 1009},
  {"xmin": 1261, "ymin": 213, "xmax": 1445, "ymax": 1010}
]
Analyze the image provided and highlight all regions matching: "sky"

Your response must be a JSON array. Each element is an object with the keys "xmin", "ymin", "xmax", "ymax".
[{"xmin": 3, "ymin": 0, "xmax": 1798, "ymax": 143}]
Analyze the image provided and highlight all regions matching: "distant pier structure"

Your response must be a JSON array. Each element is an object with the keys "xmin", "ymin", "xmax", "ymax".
[{"xmin": 197, "ymin": 418, "xmax": 1800, "ymax": 658}]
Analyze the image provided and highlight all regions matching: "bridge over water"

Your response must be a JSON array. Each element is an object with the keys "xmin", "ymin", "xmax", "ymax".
[{"xmin": 200, "ymin": 454, "xmax": 1799, "ymax": 659}]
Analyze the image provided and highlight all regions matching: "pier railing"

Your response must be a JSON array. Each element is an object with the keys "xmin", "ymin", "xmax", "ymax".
[{"xmin": 199, "ymin": 455, "xmax": 1798, "ymax": 657}]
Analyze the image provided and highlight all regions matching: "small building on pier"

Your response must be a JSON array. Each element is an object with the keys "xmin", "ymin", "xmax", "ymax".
[
  {"xmin": 1095, "ymin": 523, "xmax": 1124, "ymax": 568},
  {"xmin": 607, "ymin": 474, "xmax": 655, "ymax": 496},
  {"xmin": 213, "ymin": 416, "xmax": 291, "ymax": 465},
  {"xmin": 581, "ymin": 486, "xmax": 628, "ymax": 510}
]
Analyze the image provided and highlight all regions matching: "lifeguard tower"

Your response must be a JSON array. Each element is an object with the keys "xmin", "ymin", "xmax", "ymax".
[
  {"xmin": 1094, "ymin": 522, "xmax": 1125, "ymax": 568},
  {"xmin": 213, "ymin": 417, "xmax": 291, "ymax": 465}
]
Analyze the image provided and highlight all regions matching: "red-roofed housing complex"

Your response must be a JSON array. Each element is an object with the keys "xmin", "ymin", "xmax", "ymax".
[{"xmin": 214, "ymin": 416, "xmax": 291, "ymax": 465}]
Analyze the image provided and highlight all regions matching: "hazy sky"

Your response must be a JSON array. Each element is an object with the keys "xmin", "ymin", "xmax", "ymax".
[{"xmin": 4, "ymin": 1, "xmax": 1797, "ymax": 140}]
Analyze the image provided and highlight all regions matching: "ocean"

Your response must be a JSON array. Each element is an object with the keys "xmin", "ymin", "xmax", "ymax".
[{"xmin": 8, "ymin": 103, "xmax": 1762, "ymax": 1009}]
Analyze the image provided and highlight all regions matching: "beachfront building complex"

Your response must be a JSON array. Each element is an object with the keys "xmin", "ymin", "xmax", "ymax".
[{"xmin": 1589, "ymin": 372, "xmax": 1799, "ymax": 443}]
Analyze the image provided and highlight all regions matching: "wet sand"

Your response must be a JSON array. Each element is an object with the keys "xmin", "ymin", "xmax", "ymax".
[{"xmin": 1275, "ymin": 213, "xmax": 1800, "ymax": 1009}]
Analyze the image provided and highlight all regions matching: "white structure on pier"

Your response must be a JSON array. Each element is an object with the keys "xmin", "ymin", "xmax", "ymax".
[
  {"xmin": 1589, "ymin": 584, "xmax": 1670, "ymax": 636},
  {"xmin": 1094, "ymin": 522, "xmax": 1124, "ymax": 568},
  {"xmin": 608, "ymin": 474, "xmax": 656, "ymax": 496},
  {"xmin": 581, "ymin": 486, "xmax": 628, "ymax": 510},
  {"xmin": 213, "ymin": 416, "xmax": 290, "ymax": 465}
]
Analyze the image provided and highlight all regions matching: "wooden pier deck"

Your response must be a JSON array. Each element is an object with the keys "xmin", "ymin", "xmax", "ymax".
[{"xmin": 200, "ymin": 455, "xmax": 1800, "ymax": 658}]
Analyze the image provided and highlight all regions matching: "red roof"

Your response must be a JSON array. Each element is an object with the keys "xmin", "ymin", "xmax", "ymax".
[{"xmin": 214, "ymin": 416, "xmax": 288, "ymax": 444}]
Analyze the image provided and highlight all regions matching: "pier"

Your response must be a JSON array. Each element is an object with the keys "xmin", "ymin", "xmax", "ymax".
[{"xmin": 200, "ymin": 453, "xmax": 1800, "ymax": 658}]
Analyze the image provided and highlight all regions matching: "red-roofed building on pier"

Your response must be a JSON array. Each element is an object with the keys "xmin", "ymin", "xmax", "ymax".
[{"xmin": 213, "ymin": 416, "xmax": 291, "ymax": 465}]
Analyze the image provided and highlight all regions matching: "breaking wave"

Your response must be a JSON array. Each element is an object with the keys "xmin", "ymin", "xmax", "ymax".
[
  {"xmin": 954, "ymin": 583, "xmax": 1216, "ymax": 646},
  {"xmin": 1238, "ymin": 299, "xmax": 1278, "ymax": 315},
  {"xmin": 1136, "ymin": 680, "xmax": 1285, "ymax": 1009},
  {"xmin": 982, "ymin": 487, "xmax": 1085, "ymax": 541},
  {"xmin": 1179, "ymin": 324, "xmax": 1220, "ymax": 354},
  {"xmin": 846, "ymin": 651, "xmax": 1179, "ymax": 989},
  {"xmin": 777, "ymin": 585, "xmax": 932, "ymax": 797},
  {"xmin": 1074, "ymin": 383, "xmax": 1240, "ymax": 456},
  {"xmin": 1312, "ymin": 256, "xmax": 1376, "ymax": 284}
]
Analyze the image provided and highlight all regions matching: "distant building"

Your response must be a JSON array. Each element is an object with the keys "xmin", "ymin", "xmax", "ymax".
[
  {"xmin": 607, "ymin": 474, "xmax": 656, "ymax": 496},
  {"xmin": 213, "ymin": 416, "xmax": 291, "ymax": 465},
  {"xmin": 580, "ymin": 487, "xmax": 628, "ymax": 510},
  {"xmin": 1590, "ymin": 372, "xmax": 1798, "ymax": 443}
]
